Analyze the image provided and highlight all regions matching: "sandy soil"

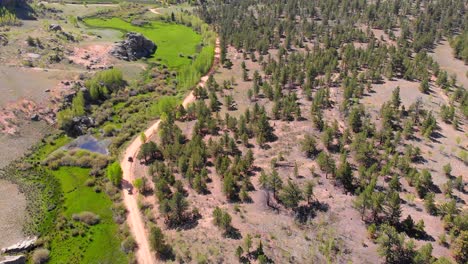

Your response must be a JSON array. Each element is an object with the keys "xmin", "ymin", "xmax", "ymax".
[
  {"xmin": 361, "ymin": 76, "xmax": 467, "ymax": 258},
  {"xmin": 430, "ymin": 41, "xmax": 468, "ymax": 89},
  {"xmin": 0, "ymin": 180, "xmax": 27, "ymax": 249}
]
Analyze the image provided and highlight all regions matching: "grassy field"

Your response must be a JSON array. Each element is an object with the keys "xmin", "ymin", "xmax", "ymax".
[
  {"xmin": 49, "ymin": 167, "xmax": 127, "ymax": 264},
  {"xmin": 84, "ymin": 18, "xmax": 203, "ymax": 69}
]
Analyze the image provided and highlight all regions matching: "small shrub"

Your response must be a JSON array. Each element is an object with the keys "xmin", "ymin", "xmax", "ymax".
[
  {"xmin": 32, "ymin": 248, "xmax": 50, "ymax": 264},
  {"xmin": 26, "ymin": 35, "xmax": 35, "ymax": 46},
  {"xmin": 121, "ymin": 236, "xmax": 137, "ymax": 253},
  {"xmin": 442, "ymin": 163, "xmax": 452, "ymax": 176},
  {"xmin": 72, "ymin": 211, "xmax": 100, "ymax": 225},
  {"xmin": 85, "ymin": 179, "xmax": 95, "ymax": 187},
  {"xmin": 368, "ymin": 224, "xmax": 377, "ymax": 240}
]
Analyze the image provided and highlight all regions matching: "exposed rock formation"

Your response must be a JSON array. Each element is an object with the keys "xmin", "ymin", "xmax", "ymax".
[
  {"xmin": 69, "ymin": 116, "xmax": 95, "ymax": 136},
  {"xmin": 48, "ymin": 24, "xmax": 62, "ymax": 31},
  {"xmin": 0, "ymin": 255, "xmax": 26, "ymax": 264},
  {"xmin": 110, "ymin": 32, "xmax": 156, "ymax": 61},
  {"xmin": 1, "ymin": 237, "xmax": 37, "ymax": 254}
]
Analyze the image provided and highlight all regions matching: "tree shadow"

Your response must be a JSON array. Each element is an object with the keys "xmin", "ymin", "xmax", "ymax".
[
  {"xmin": 169, "ymin": 214, "xmax": 200, "ymax": 231},
  {"xmin": 225, "ymin": 226, "xmax": 242, "ymax": 240},
  {"xmin": 294, "ymin": 201, "xmax": 329, "ymax": 224}
]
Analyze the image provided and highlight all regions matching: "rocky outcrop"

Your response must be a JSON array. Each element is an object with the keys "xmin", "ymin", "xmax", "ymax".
[
  {"xmin": 1, "ymin": 237, "xmax": 37, "ymax": 254},
  {"xmin": 69, "ymin": 116, "xmax": 95, "ymax": 136},
  {"xmin": 49, "ymin": 24, "xmax": 62, "ymax": 31},
  {"xmin": 110, "ymin": 32, "xmax": 156, "ymax": 61},
  {"xmin": 0, "ymin": 255, "xmax": 26, "ymax": 264},
  {"xmin": 30, "ymin": 114, "xmax": 40, "ymax": 121}
]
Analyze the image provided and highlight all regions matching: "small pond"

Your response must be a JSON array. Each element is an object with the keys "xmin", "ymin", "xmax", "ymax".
[{"xmin": 64, "ymin": 135, "xmax": 111, "ymax": 155}]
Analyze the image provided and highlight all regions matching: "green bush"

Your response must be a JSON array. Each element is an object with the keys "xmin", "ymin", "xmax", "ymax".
[
  {"xmin": 107, "ymin": 161, "xmax": 123, "ymax": 187},
  {"xmin": 72, "ymin": 211, "xmax": 100, "ymax": 225},
  {"xmin": 121, "ymin": 236, "xmax": 137, "ymax": 254}
]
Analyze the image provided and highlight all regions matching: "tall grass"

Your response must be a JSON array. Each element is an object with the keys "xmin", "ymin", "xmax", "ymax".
[{"xmin": 0, "ymin": 6, "xmax": 20, "ymax": 26}]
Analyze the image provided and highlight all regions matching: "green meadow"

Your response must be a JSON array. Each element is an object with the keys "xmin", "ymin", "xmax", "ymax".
[
  {"xmin": 84, "ymin": 18, "xmax": 203, "ymax": 69},
  {"xmin": 48, "ymin": 167, "xmax": 127, "ymax": 264}
]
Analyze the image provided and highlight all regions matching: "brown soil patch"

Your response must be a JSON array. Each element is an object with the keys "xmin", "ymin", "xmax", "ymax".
[{"xmin": 67, "ymin": 43, "xmax": 114, "ymax": 70}]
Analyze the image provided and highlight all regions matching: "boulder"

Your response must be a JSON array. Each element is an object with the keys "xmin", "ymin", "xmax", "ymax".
[
  {"xmin": 69, "ymin": 116, "xmax": 95, "ymax": 136},
  {"xmin": 129, "ymin": 90, "xmax": 138, "ymax": 96},
  {"xmin": 1, "ymin": 237, "xmax": 37, "ymax": 254},
  {"xmin": 0, "ymin": 255, "xmax": 26, "ymax": 264},
  {"xmin": 110, "ymin": 32, "xmax": 156, "ymax": 61},
  {"xmin": 49, "ymin": 24, "xmax": 62, "ymax": 31},
  {"xmin": 30, "ymin": 114, "xmax": 40, "ymax": 121}
]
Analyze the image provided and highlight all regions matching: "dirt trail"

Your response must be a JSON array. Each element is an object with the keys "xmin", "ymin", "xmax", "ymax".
[{"xmin": 120, "ymin": 38, "xmax": 220, "ymax": 264}]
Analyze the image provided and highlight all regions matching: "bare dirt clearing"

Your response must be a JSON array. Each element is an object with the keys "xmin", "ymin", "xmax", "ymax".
[
  {"xmin": 67, "ymin": 43, "xmax": 113, "ymax": 70},
  {"xmin": 431, "ymin": 41, "xmax": 468, "ymax": 88},
  {"xmin": 0, "ymin": 66, "xmax": 60, "ymax": 107}
]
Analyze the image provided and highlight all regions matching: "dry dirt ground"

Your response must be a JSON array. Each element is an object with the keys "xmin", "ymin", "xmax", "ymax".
[
  {"xmin": 430, "ymin": 41, "xmax": 468, "ymax": 89},
  {"xmin": 361, "ymin": 77, "xmax": 467, "ymax": 258},
  {"xmin": 130, "ymin": 46, "xmax": 378, "ymax": 263},
  {"xmin": 0, "ymin": 180, "xmax": 27, "ymax": 249},
  {"xmin": 132, "ymin": 37, "xmax": 467, "ymax": 263}
]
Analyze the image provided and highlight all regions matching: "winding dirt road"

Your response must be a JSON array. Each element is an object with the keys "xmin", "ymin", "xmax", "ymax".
[{"xmin": 120, "ymin": 38, "xmax": 220, "ymax": 264}]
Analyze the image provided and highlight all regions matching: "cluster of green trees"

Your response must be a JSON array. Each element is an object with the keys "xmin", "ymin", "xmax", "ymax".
[
  {"xmin": 137, "ymin": 141, "xmax": 159, "ymax": 163},
  {"xmin": 258, "ymin": 167, "xmax": 317, "ymax": 218},
  {"xmin": 235, "ymin": 234, "xmax": 271, "ymax": 263},
  {"xmin": 191, "ymin": 0, "xmax": 467, "ymax": 261},
  {"xmin": 57, "ymin": 69, "xmax": 126, "ymax": 135},
  {"xmin": 450, "ymin": 32, "xmax": 468, "ymax": 64},
  {"xmin": 200, "ymin": 0, "xmax": 464, "ymax": 53},
  {"xmin": 212, "ymin": 207, "xmax": 233, "ymax": 237}
]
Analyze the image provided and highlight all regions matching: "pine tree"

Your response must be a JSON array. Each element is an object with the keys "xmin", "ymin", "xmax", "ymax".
[
  {"xmin": 269, "ymin": 169, "xmax": 283, "ymax": 199},
  {"xmin": 301, "ymin": 134, "xmax": 319, "ymax": 158},
  {"xmin": 280, "ymin": 180, "xmax": 303, "ymax": 209},
  {"xmin": 392, "ymin": 86, "xmax": 401, "ymax": 108},
  {"xmin": 385, "ymin": 191, "xmax": 402, "ymax": 226}
]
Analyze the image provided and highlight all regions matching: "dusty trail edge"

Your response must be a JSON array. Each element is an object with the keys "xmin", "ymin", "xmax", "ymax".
[{"xmin": 120, "ymin": 37, "xmax": 220, "ymax": 264}]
